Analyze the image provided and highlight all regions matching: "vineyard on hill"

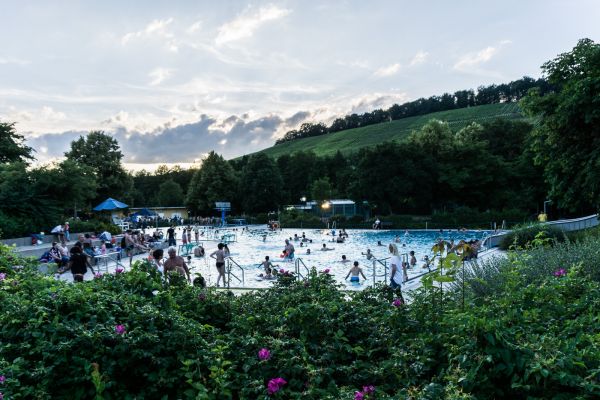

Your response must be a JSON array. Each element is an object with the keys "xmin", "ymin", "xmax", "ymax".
[{"xmin": 255, "ymin": 102, "xmax": 524, "ymax": 158}]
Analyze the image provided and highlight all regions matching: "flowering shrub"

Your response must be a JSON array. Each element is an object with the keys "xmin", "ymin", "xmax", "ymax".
[
  {"xmin": 258, "ymin": 348, "xmax": 271, "ymax": 361},
  {"xmin": 553, "ymin": 268, "xmax": 566, "ymax": 277},
  {"xmin": 392, "ymin": 298, "xmax": 403, "ymax": 307},
  {"xmin": 114, "ymin": 324, "xmax": 126, "ymax": 335},
  {"xmin": 267, "ymin": 377, "xmax": 287, "ymax": 395},
  {"xmin": 1, "ymin": 247, "xmax": 600, "ymax": 398}
]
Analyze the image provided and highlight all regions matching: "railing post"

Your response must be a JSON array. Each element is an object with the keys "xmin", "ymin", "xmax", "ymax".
[{"xmin": 372, "ymin": 259, "xmax": 376, "ymax": 286}]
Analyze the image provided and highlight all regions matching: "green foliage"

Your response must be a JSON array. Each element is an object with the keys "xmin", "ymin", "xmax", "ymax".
[
  {"xmin": 64, "ymin": 131, "xmax": 132, "ymax": 203},
  {"xmin": 257, "ymin": 103, "xmax": 525, "ymax": 159},
  {"xmin": 522, "ymin": 38, "xmax": 600, "ymax": 213},
  {"xmin": 499, "ymin": 223, "xmax": 566, "ymax": 250},
  {"xmin": 66, "ymin": 219, "xmax": 121, "ymax": 235},
  {"xmin": 186, "ymin": 151, "xmax": 238, "ymax": 215},
  {"xmin": 0, "ymin": 121, "xmax": 34, "ymax": 164},
  {"xmin": 3, "ymin": 241, "xmax": 600, "ymax": 398},
  {"xmin": 157, "ymin": 178, "xmax": 184, "ymax": 206},
  {"xmin": 310, "ymin": 176, "xmax": 334, "ymax": 202},
  {"xmin": 239, "ymin": 153, "xmax": 283, "ymax": 213}
]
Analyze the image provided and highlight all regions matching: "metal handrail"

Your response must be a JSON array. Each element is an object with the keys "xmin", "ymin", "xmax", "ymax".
[
  {"xmin": 295, "ymin": 258, "xmax": 310, "ymax": 279},
  {"xmin": 226, "ymin": 257, "xmax": 245, "ymax": 288},
  {"xmin": 371, "ymin": 257, "xmax": 389, "ymax": 285}
]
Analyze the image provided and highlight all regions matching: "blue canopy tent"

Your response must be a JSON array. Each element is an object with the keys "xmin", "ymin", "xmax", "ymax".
[
  {"xmin": 93, "ymin": 198, "xmax": 129, "ymax": 211},
  {"xmin": 132, "ymin": 208, "xmax": 157, "ymax": 217}
]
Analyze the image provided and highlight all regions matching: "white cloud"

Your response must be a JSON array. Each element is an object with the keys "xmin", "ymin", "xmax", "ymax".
[
  {"xmin": 121, "ymin": 18, "xmax": 178, "ymax": 52},
  {"xmin": 187, "ymin": 20, "xmax": 202, "ymax": 34},
  {"xmin": 409, "ymin": 51, "xmax": 428, "ymax": 66},
  {"xmin": 0, "ymin": 56, "xmax": 30, "ymax": 65},
  {"xmin": 373, "ymin": 63, "xmax": 402, "ymax": 77},
  {"xmin": 453, "ymin": 41, "xmax": 512, "ymax": 72},
  {"xmin": 148, "ymin": 67, "xmax": 174, "ymax": 86},
  {"xmin": 215, "ymin": 4, "xmax": 291, "ymax": 46}
]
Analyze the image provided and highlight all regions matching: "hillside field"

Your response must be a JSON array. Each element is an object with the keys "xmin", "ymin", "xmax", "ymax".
[{"xmin": 254, "ymin": 102, "xmax": 525, "ymax": 158}]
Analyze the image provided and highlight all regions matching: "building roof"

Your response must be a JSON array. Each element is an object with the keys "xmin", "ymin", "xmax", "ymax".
[{"xmin": 130, "ymin": 206, "xmax": 187, "ymax": 210}]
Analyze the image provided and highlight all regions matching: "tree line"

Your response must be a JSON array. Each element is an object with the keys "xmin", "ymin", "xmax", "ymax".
[
  {"xmin": 275, "ymin": 76, "xmax": 552, "ymax": 145},
  {"xmin": 0, "ymin": 38, "xmax": 598, "ymax": 238}
]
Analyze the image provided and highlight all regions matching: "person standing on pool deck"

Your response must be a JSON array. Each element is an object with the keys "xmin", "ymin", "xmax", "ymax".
[
  {"xmin": 167, "ymin": 225, "xmax": 176, "ymax": 247},
  {"xmin": 388, "ymin": 244, "xmax": 404, "ymax": 289},
  {"xmin": 345, "ymin": 261, "xmax": 367, "ymax": 283},
  {"xmin": 164, "ymin": 247, "xmax": 191, "ymax": 283},
  {"xmin": 210, "ymin": 243, "xmax": 227, "ymax": 287},
  {"xmin": 69, "ymin": 246, "xmax": 93, "ymax": 282}
]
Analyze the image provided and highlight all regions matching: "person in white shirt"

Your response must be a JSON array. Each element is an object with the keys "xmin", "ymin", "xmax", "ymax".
[
  {"xmin": 388, "ymin": 243, "xmax": 404, "ymax": 289},
  {"xmin": 51, "ymin": 224, "xmax": 66, "ymax": 245}
]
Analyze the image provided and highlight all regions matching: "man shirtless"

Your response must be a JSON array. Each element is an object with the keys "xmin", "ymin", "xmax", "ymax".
[{"xmin": 163, "ymin": 247, "xmax": 191, "ymax": 283}]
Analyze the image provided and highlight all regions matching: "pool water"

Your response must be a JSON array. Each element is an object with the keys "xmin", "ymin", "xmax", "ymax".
[{"xmin": 165, "ymin": 226, "xmax": 489, "ymax": 290}]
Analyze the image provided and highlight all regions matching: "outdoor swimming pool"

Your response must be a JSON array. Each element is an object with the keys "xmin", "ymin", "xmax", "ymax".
[{"xmin": 169, "ymin": 226, "xmax": 489, "ymax": 290}]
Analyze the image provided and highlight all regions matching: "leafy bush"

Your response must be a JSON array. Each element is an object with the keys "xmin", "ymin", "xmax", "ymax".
[
  {"xmin": 2, "ymin": 245, "xmax": 600, "ymax": 398},
  {"xmin": 66, "ymin": 219, "xmax": 122, "ymax": 235},
  {"xmin": 499, "ymin": 223, "xmax": 566, "ymax": 250}
]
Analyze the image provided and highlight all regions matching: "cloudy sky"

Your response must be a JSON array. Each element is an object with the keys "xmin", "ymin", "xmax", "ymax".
[{"xmin": 1, "ymin": 0, "xmax": 599, "ymax": 169}]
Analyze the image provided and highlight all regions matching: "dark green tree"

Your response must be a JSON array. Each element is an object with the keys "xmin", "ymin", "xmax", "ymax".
[
  {"xmin": 157, "ymin": 179, "xmax": 184, "ymax": 207},
  {"xmin": 32, "ymin": 160, "xmax": 98, "ymax": 217},
  {"xmin": 522, "ymin": 38, "xmax": 600, "ymax": 212},
  {"xmin": 186, "ymin": 151, "xmax": 238, "ymax": 215},
  {"xmin": 64, "ymin": 131, "xmax": 132, "ymax": 204},
  {"xmin": 0, "ymin": 122, "xmax": 34, "ymax": 164},
  {"xmin": 310, "ymin": 177, "xmax": 334, "ymax": 202},
  {"xmin": 239, "ymin": 153, "xmax": 283, "ymax": 213}
]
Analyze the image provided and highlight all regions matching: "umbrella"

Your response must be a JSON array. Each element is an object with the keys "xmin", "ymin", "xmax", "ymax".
[
  {"xmin": 135, "ymin": 208, "xmax": 157, "ymax": 216},
  {"xmin": 93, "ymin": 197, "xmax": 129, "ymax": 211}
]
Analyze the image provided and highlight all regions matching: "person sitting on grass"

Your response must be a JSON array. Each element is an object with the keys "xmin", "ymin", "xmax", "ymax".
[{"xmin": 345, "ymin": 261, "xmax": 367, "ymax": 284}]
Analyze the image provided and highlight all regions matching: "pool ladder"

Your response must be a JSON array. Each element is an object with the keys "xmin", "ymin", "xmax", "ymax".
[
  {"xmin": 226, "ymin": 257, "xmax": 245, "ymax": 288},
  {"xmin": 294, "ymin": 258, "xmax": 310, "ymax": 279}
]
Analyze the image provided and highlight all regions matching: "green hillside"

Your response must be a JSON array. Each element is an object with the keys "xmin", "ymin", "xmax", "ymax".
[{"xmin": 255, "ymin": 102, "xmax": 525, "ymax": 158}]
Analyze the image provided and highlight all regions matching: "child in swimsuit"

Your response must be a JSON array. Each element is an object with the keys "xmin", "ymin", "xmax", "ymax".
[{"xmin": 345, "ymin": 261, "xmax": 367, "ymax": 283}]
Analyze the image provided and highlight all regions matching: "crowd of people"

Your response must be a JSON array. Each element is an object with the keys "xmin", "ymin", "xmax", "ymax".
[{"xmin": 38, "ymin": 223, "xmax": 483, "ymax": 291}]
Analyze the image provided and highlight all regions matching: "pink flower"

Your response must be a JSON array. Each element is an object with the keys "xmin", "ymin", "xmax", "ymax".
[
  {"xmin": 279, "ymin": 269, "xmax": 285, "ymax": 274},
  {"xmin": 363, "ymin": 385, "xmax": 375, "ymax": 394},
  {"xmin": 320, "ymin": 269, "xmax": 330, "ymax": 274},
  {"xmin": 0, "ymin": 391, "xmax": 3, "ymax": 400},
  {"xmin": 115, "ymin": 268, "xmax": 124, "ymax": 274},
  {"xmin": 354, "ymin": 391, "xmax": 364, "ymax": 400},
  {"xmin": 553, "ymin": 268, "xmax": 566, "ymax": 277},
  {"xmin": 94, "ymin": 273, "xmax": 103, "ymax": 279},
  {"xmin": 0, "ymin": 273, "xmax": 6, "ymax": 281},
  {"xmin": 0, "ymin": 375, "xmax": 4, "ymax": 383},
  {"xmin": 258, "ymin": 348, "xmax": 271, "ymax": 361},
  {"xmin": 115, "ymin": 324, "xmax": 126, "ymax": 335},
  {"xmin": 267, "ymin": 377, "xmax": 287, "ymax": 395},
  {"xmin": 392, "ymin": 298, "xmax": 403, "ymax": 307},
  {"xmin": 198, "ymin": 293, "xmax": 206, "ymax": 301}
]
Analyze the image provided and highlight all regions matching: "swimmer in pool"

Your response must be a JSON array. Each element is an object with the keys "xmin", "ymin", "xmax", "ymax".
[
  {"xmin": 341, "ymin": 255, "xmax": 350, "ymax": 263},
  {"xmin": 362, "ymin": 249, "xmax": 374, "ymax": 260},
  {"xmin": 321, "ymin": 243, "xmax": 334, "ymax": 251},
  {"xmin": 345, "ymin": 261, "xmax": 367, "ymax": 283}
]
